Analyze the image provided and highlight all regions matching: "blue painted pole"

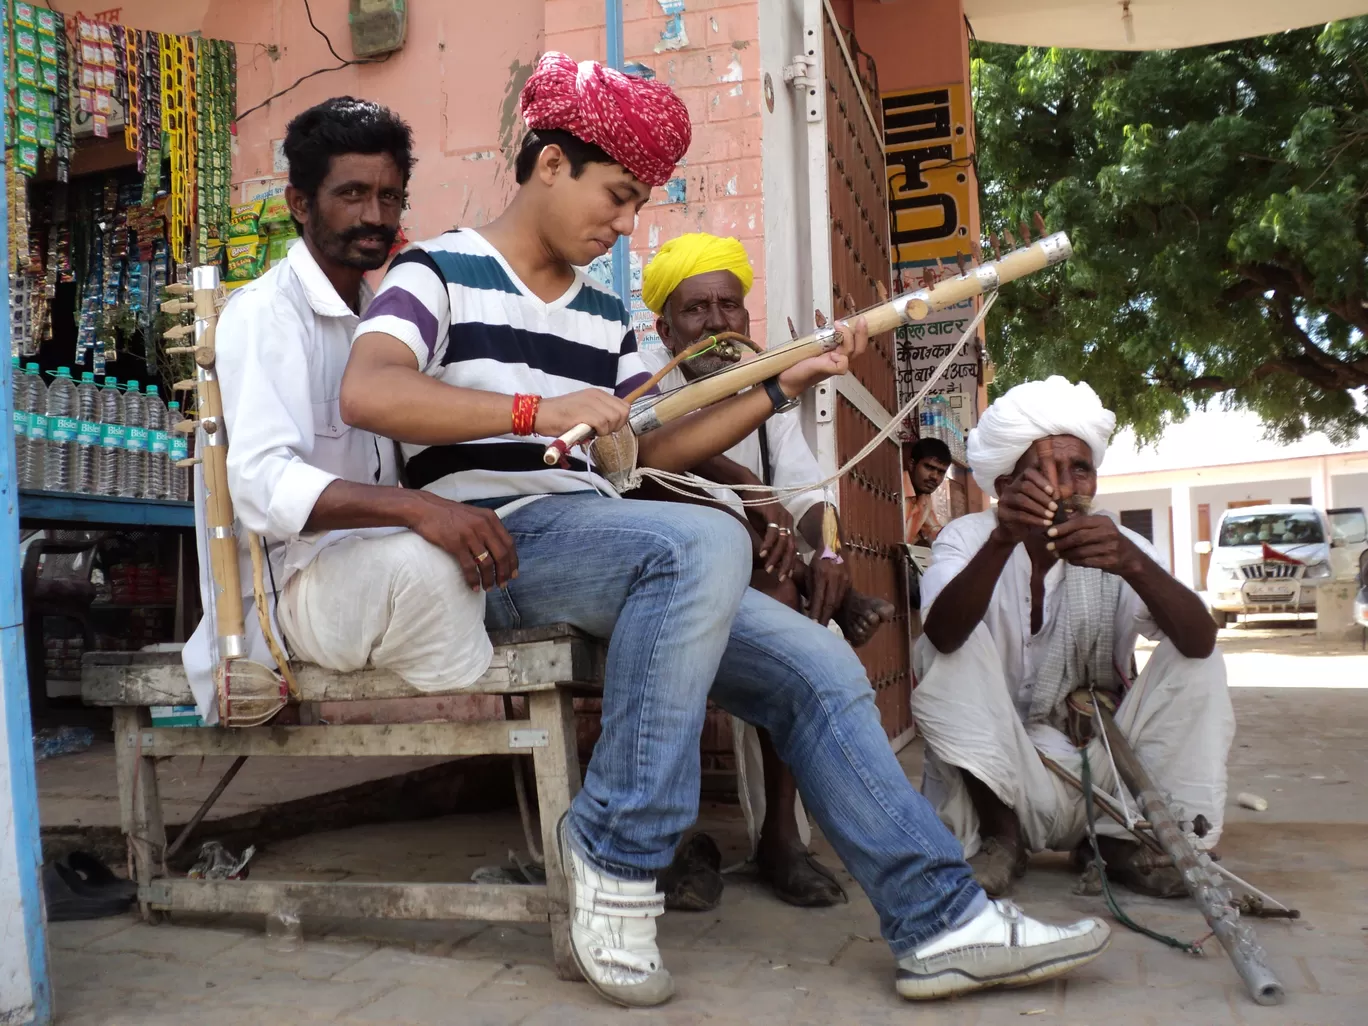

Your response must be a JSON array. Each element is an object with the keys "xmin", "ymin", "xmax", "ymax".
[
  {"xmin": 0, "ymin": 79, "xmax": 54, "ymax": 1026},
  {"xmin": 605, "ymin": 0, "xmax": 632, "ymax": 313}
]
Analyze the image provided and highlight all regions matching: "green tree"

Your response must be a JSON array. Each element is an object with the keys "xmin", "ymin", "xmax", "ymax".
[{"xmin": 972, "ymin": 18, "xmax": 1368, "ymax": 442}]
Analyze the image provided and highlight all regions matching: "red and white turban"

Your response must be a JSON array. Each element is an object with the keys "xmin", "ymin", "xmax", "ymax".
[{"xmin": 519, "ymin": 52, "xmax": 691, "ymax": 188}]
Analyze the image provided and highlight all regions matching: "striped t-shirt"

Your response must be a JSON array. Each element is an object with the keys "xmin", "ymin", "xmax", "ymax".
[{"xmin": 355, "ymin": 229, "xmax": 652, "ymax": 502}]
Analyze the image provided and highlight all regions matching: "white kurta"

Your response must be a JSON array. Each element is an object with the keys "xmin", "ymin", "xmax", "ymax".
[
  {"xmin": 911, "ymin": 510, "xmax": 1235, "ymax": 855},
  {"xmin": 182, "ymin": 241, "xmax": 490, "ymax": 721}
]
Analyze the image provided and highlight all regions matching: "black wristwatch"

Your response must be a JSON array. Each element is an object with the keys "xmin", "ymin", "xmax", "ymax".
[{"xmin": 763, "ymin": 376, "xmax": 801, "ymax": 415}]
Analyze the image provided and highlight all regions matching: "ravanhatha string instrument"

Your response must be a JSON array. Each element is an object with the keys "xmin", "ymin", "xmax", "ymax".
[
  {"xmin": 544, "ymin": 231, "xmax": 1073, "ymax": 489},
  {"xmin": 163, "ymin": 266, "xmax": 295, "ymax": 727}
]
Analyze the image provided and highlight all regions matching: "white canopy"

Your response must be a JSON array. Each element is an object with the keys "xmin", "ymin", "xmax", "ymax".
[{"xmin": 962, "ymin": 0, "xmax": 1368, "ymax": 50}]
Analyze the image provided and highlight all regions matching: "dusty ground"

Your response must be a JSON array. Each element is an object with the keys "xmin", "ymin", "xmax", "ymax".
[{"xmin": 38, "ymin": 623, "xmax": 1368, "ymax": 1024}]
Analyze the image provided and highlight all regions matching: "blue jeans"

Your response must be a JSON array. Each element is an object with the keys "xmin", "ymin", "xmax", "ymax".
[{"xmin": 485, "ymin": 493, "xmax": 983, "ymax": 954}]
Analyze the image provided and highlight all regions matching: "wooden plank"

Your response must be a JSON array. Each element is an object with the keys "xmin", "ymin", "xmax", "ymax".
[
  {"xmin": 83, "ymin": 634, "xmax": 603, "ymax": 707},
  {"xmin": 143, "ymin": 878, "xmax": 557, "ymax": 922},
  {"xmin": 113, "ymin": 708, "xmax": 167, "ymax": 922},
  {"xmin": 528, "ymin": 689, "xmax": 584, "ymax": 982},
  {"xmin": 123, "ymin": 721, "xmax": 550, "ymax": 758}
]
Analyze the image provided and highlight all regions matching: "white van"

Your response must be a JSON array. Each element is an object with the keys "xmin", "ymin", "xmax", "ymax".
[{"xmin": 1198, "ymin": 504, "xmax": 1367, "ymax": 626}]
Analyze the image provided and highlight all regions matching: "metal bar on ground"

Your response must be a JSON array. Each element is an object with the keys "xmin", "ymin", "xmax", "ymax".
[
  {"xmin": 165, "ymin": 755, "xmax": 248, "ymax": 859},
  {"xmin": 1097, "ymin": 708, "xmax": 1284, "ymax": 1006}
]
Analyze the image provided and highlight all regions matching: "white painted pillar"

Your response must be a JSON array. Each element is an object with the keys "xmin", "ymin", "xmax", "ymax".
[
  {"xmin": 1170, "ymin": 482, "xmax": 1196, "ymax": 588},
  {"xmin": 1310, "ymin": 456, "xmax": 1332, "ymax": 510}
]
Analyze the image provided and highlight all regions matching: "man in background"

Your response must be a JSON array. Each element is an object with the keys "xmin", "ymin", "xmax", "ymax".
[
  {"xmin": 905, "ymin": 436, "xmax": 952, "ymax": 545},
  {"xmin": 638, "ymin": 232, "xmax": 896, "ymax": 910}
]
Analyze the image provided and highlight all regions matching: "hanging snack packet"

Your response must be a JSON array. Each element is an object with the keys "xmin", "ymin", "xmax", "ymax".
[
  {"xmin": 260, "ymin": 194, "xmax": 292, "ymax": 232},
  {"xmin": 227, "ymin": 199, "xmax": 264, "ymax": 239},
  {"xmin": 226, "ymin": 237, "xmax": 267, "ymax": 281},
  {"xmin": 15, "ymin": 54, "xmax": 39, "ymax": 87}
]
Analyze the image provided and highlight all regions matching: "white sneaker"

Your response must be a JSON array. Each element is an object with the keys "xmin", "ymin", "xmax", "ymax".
[
  {"xmin": 558, "ymin": 814, "xmax": 675, "ymax": 1007},
  {"xmin": 895, "ymin": 898, "xmax": 1110, "ymax": 1000}
]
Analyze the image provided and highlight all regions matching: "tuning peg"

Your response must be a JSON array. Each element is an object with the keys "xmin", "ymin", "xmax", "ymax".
[
  {"xmin": 989, "ymin": 233, "xmax": 1002, "ymax": 260},
  {"xmin": 814, "ymin": 309, "xmax": 828, "ymax": 328},
  {"xmin": 971, "ymin": 241, "xmax": 983, "ymax": 263},
  {"xmin": 1033, "ymin": 211, "xmax": 1047, "ymax": 237},
  {"xmin": 786, "ymin": 317, "xmax": 798, "ymax": 340},
  {"xmin": 844, "ymin": 293, "xmax": 857, "ymax": 315},
  {"xmin": 175, "ymin": 457, "xmax": 203, "ymax": 468},
  {"xmin": 164, "ymin": 323, "xmax": 195, "ymax": 340},
  {"xmin": 1003, "ymin": 228, "xmax": 1017, "ymax": 249},
  {"xmin": 954, "ymin": 251, "xmax": 968, "ymax": 275},
  {"xmin": 874, "ymin": 281, "xmax": 888, "ymax": 303},
  {"xmin": 161, "ymin": 283, "xmax": 192, "ymax": 296},
  {"xmin": 172, "ymin": 378, "xmax": 197, "ymax": 392},
  {"xmin": 160, "ymin": 299, "xmax": 194, "ymax": 315},
  {"xmin": 1018, "ymin": 219, "xmax": 1032, "ymax": 244}
]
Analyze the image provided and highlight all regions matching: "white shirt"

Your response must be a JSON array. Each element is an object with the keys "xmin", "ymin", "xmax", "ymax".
[
  {"xmin": 918, "ymin": 509, "xmax": 1164, "ymax": 710},
  {"xmin": 639, "ymin": 347, "xmax": 827, "ymax": 525},
  {"xmin": 182, "ymin": 240, "xmax": 401, "ymax": 721}
]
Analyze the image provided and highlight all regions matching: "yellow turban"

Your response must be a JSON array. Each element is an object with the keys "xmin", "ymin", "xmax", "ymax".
[{"xmin": 641, "ymin": 233, "xmax": 754, "ymax": 314}]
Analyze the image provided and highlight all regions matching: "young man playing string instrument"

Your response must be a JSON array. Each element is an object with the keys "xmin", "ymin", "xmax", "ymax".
[
  {"xmin": 341, "ymin": 52, "xmax": 1110, "ymax": 1009},
  {"xmin": 914, "ymin": 377, "xmax": 1233, "ymax": 898},
  {"xmin": 183, "ymin": 98, "xmax": 507, "ymax": 722},
  {"xmin": 635, "ymin": 232, "xmax": 895, "ymax": 910}
]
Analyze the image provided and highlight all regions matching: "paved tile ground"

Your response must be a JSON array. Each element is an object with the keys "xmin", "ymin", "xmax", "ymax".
[{"xmin": 40, "ymin": 626, "xmax": 1368, "ymax": 1024}]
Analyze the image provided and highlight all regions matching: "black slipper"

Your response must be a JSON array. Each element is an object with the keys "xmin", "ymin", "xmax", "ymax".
[
  {"xmin": 42, "ymin": 862, "xmax": 134, "ymax": 921},
  {"xmin": 65, "ymin": 851, "xmax": 138, "ymax": 901},
  {"xmin": 661, "ymin": 833, "xmax": 725, "ymax": 912}
]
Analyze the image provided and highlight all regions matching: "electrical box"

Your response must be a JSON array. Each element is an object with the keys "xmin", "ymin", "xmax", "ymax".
[{"xmin": 349, "ymin": 0, "xmax": 407, "ymax": 58}]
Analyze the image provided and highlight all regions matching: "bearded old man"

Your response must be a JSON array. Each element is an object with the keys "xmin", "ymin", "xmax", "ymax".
[
  {"xmin": 636, "ymin": 232, "xmax": 897, "ymax": 911},
  {"xmin": 912, "ymin": 377, "xmax": 1234, "ymax": 898}
]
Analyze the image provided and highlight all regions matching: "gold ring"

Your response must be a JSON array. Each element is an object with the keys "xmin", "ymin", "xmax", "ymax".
[{"xmin": 475, "ymin": 551, "xmax": 490, "ymax": 563}]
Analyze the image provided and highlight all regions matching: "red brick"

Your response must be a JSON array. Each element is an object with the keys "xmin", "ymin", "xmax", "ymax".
[
  {"xmin": 545, "ymin": 25, "xmax": 605, "ymax": 60},
  {"xmin": 706, "ymin": 156, "xmax": 763, "ymax": 200},
  {"xmin": 544, "ymin": 0, "xmax": 604, "ymax": 36},
  {"xmin": 703, "ymin": 6, "xmax": 757, "ymax": 46},
  {"xmin": 707, "ymin": 80, "xmax": 761, "ymax": 122},
  {"xmin": 689, "ymin": 123, "xmax": 763, "ymax": 163}
]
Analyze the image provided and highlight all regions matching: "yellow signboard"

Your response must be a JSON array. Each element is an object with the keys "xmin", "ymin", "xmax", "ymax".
[{"xmin": 881, "ymin": 83, "xmax": 975, "ymax": 269}]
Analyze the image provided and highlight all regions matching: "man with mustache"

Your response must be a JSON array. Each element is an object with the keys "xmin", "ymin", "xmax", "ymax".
[
  {"xmin": 635, "ymin": 232, "xmax": 896, "ymax": 910},
  {"xmin": 912, "ymin": 377, "xmax": 1233, "ymax": 898},
  {"xmin": 183, "ymin": 97, "xmax": 506, "ymax": 722}
]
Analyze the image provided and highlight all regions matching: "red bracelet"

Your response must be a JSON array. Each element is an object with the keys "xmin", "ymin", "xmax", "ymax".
[{"xmin": 512, "ymin": 393, "xmax": 541, "ymax": 436}]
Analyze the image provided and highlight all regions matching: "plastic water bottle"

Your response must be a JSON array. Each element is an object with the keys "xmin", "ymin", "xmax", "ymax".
[
  {"xmin": 145, "ymin": 384, "xmax": 169, "ymax": 499},
  {"xmin": 11, "ymin": 356, "xmax": 28, "ymax": 483},
  {"xmin": 119, "ymin": 380, "xmax": 148, "ymax": 499},
  {"xmin": 74, "ymin": 371, "xmax": 102, "ymax": 494},
  {"xmin": 44, "ymin": 367, "xmax": 79, "ymax": 492},
  {"xmin": 167, "ymin": 401, "xmax": 189, "ymax": 501},
  {"xmin": 96, "ymin": 376, "xmax": 125, "ymax": 497},
  {"xmin": 22, "ymin": 363, "xmax": 48, "ymax": 490}
]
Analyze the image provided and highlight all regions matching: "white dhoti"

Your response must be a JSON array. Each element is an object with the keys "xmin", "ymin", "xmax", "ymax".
[
  {"xmin": 911, "ymin": 624, "xmax": 1234, "ymax": 857},
  {"xmin": 277, "ymin": 531, "xmax": 494, "ymax": 692}
]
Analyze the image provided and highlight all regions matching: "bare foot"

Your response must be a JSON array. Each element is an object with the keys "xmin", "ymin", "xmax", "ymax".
[
  {"xmin": 756, "ymin": 836, "xmax": 847, "ymax": 908},
  {"xmin": 835, "ymin": 589, "xmax": 896, "ymax": 648},
  {"xmin": 969, "ymin": 835, "xmax": 1027, "ymax": 896}
]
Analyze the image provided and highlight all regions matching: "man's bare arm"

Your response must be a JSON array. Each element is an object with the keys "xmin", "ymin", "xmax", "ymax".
[
  {"xmin": 1049, "ymin": 516, "xmax": 1216, "ymax": 659},
  {"xmin": 920, "ymin": 533, "xmax": 1018, "ymax": 653},
  {"xmin": 302, "ymin": 480, "xmax": 517, "ymax": 591},
  {"xmin": 341, "ymin": 334, "xmax": 632, "ymax": 445},
  {"xmin": 921, "ymin": 465, "xmax": 1057, "ymax": 653}
]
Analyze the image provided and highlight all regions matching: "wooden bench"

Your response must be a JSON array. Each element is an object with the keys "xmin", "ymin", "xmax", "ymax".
[{"xmin": 81, "ymin": 624, "xmax": 604, "ymax": 979}]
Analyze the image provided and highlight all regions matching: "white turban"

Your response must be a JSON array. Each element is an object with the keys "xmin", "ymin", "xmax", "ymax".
[{"xmin": 966, "ymin": 376, "xmax": 1116, "ymax": 497}]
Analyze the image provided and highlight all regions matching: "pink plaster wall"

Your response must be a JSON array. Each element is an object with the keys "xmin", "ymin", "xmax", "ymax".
[
  {"xmin": 545, "ymin": 0, "xmax": 767, "ymax": 341},
  {"xmin": 58, "ymin": 0, "xmax": 545, "ymax": 237},
  {"xmin": 72, "ymin": 0, "xmax": 768, "ymax": 333}
]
